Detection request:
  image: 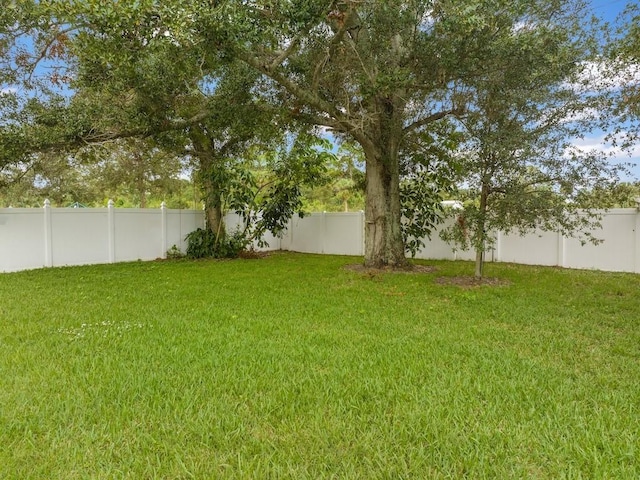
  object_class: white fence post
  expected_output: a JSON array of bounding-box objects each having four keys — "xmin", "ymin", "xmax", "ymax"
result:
[
  {"xmin": 557, "ymin": 230, "xmax": 566, "ymax": 268},
  {"xmin": 321, "ymin": 211, "xmax": 327, "ymax": 254},
  {"xmin": 635, "ymin": 210, "xmax": 640, "ymax": 274},
  {"xmin": 107, "ymin": 199, "xmax": 115, "ymax": 263},
  {"xmin": 161, "ymin": 201, "xmax": 168, "ymax": 259},
  {"xmin": 360, "ymin": 210, "xmax": 365, "ymax": 256},
  {"xmin": 43, "ymin": 199, "xmax": 53, "ymax": 267}
]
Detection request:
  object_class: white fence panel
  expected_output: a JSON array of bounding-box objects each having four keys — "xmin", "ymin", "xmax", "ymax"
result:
[
  {"xmin": 414, "ymin": 218, "xmax": 475, "ymax": 261},
  {"xmin": 223, "ymin": 212, "xmax": 282, "ymax": 251},
  {"xmin": 564, "ymin": 210, "xmax": 638, "ymax": 272},
  {"xmin": 282, "ymin": 214, "xmax": 324, "ymax": 253},
  {"xmin": 281, "ymin": 212, "xmax": 364, "ymax": 255},
  {"xmin": 0, "ymin": 203, "xmax": 207, "ymax": 272},
  {"xmin": 324, "ymin": 212, "xmax": 364, "ymax": 255},
  {"xmin": 50, "ymin": 208, "xmax": 109, "ymax": 266},
  {"xmin": 166, "ymin": 210, "xmax": 204, "ymax": 253},
  {"xmin": 498, "ymin": 229, "xmax": 561, "ymax": 267},
  {"xmin": 114, "ymin": 209, "xmax": 164, "ymax": 262},
  {"xmin": 0, "ymin": 209, "xmax": 46, "ymax": 272},
  {"xmin": 1, "ymin": 203, "xmax": 639, "ymax": 274},
  {"xmin": 261, "ymin": 231, "xmax": 282, "ymax": 251}
]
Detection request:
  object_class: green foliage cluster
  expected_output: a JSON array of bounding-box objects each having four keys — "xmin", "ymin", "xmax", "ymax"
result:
[
  {"xmin": 165, "ymin": 244, "xmax": 185, "ymax": 260},
  {"xmin": 245, "ymin": 138, "xmax": 332, "ymax": 242},
  {"xmin": 0, "ymin": 134, "xmax": 195, "ymax": 208},
  {"xmin": 400, "ymin": 170, "xmax": 448, "ymax": 258},
  {"xmin": 185, "ymin": 227, "xmax": 248, "ymax": 259},
  {"xmin": 302, "ymin": 143, "xmax": 366, "ymax": 212},
  {"xmin": 576, "ymin": 181, "xmax": 640, "ymax": 208},
  {"xmin": 609, "ymin": 3, "xmax": 640, "ymax": 146}
]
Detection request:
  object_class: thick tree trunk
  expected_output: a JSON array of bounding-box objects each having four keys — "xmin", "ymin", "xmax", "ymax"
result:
[
  {"xmin": 200, "ymin": 159, "xmax": 226, "ymax": 241},
  {"xmin": 190, "ymin": 127, "xmax": 226, "ymax": 242},
  {"xmin": 363, "ymin": 147, "xmax": 407, "ymax": 268},
  {"xmin": 359, "ymin": 96, "xmax": 409, "ymax": 268}
]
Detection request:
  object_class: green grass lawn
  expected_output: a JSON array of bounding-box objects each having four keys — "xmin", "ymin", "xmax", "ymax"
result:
[{"xmin": 1, "ymin": 252, "xmax": 639, "ymax": 479}]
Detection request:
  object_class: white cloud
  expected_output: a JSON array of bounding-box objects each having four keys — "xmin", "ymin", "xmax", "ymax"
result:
[
  {"xmin": 572, "ymin": 133, "xmax": 639, "ymax": 159},
  {"xmin": 574, "ymin": 131, "xmax": 640, "ymax": 156},
  {"xmin": 569, "ymin": 60, "xmax": 640, "ymax": 93},
  {"xmin": 569, "ymin": 132, "xmax": 640, "ymax": 180}
]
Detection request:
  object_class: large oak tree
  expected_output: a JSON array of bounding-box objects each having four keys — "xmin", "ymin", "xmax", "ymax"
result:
[{"xmin": 180, "ymin": 0, "xmax": 603, "ymax": 267}]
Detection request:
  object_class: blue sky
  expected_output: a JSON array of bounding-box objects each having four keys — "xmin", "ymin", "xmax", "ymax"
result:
[
  {"xmin": 586, "ymin": 0, "xmax": 640, "ymax": 180},
  {"xmin": 591, "ymin": 0, "xmax": 631, "ymax": 20}
]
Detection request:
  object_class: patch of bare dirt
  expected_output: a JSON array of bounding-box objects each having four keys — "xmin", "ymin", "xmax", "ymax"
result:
[
  {"xmin": 344, "ymin": 264, "xmax": 437, "ymax": 275},
  {"xmin": 434, "ymin": 276, "xmax": 510, "ymax": 288}
]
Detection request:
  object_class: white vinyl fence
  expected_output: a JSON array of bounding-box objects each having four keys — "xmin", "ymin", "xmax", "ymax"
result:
[
  {"xmin": 277, "ymin": 210, "xmax": 640, "ymax": 274},
  {"xmin": 1, "ymin": 204, "xmax": 640, "ymax": 273},
  {"xmin": 0, "ymin": 200, "xmax": 204, "ymax": 272}
]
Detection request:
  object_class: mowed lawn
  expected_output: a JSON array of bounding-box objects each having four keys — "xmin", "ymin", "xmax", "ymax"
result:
[{"xmin": 1, "ymin": 252, "xmax": 638, "ymax": 479}]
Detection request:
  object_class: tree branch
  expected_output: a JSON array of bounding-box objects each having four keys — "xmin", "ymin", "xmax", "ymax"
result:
[
  {"xmin": 403, "ymin": 107, "xmax": 463, "ymax": 134},
  {"xmin": 268, "ymin": 26, "xmax": 311, "ymax": 71},
  {"xmin": 26, "ymin": 26, "xmax": 81, "ymax": 80},
  {"xmin": 22, "ymin": 109, "xmax": 213, "ymax": 155},
  {"xmin": 311, "ymin": 8, "xmax": 357, "ymax": 92}
]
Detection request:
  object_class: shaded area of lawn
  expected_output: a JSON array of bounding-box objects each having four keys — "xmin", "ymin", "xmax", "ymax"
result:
[{"xmin": 1, "ymin": 253, "xmax": 639, "ymax": 478}]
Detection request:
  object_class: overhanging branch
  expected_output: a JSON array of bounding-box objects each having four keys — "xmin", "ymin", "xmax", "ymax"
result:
[
  {"xmin": 403, "ymin": 107, "xmax": 463, "ymax": 134},
  {"xmin": 21, "ymin": 109, "xmax": 213, "ymax": 155}
]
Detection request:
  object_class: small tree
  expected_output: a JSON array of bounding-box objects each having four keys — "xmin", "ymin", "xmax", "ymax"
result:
[{"xmin": 440, "ymin": 11, "xmax": 625, "ymax": 278}]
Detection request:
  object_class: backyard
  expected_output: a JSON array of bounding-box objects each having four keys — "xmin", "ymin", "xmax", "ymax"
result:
[{"xmin": 1, "ymin": 252, "xmax": 638, "ymax": 478}]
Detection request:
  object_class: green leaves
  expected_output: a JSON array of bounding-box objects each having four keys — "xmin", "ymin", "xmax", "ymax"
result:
[
  {"xmin": 400, "ymin": 169, "xmax": 447, "ymax": 257},
  {"xmin": 185, "ymin": 227, "xmax": 249, "ymax": 258},
  {"xmin": 243, "ymin": 134, "xmax": 334, "ymax": 244}
]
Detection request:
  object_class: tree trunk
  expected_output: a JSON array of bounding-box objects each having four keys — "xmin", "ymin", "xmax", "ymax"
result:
[
  {"xmin": 475, "ymin": 248, "xmax": 484, "ymax": 279},
  {"xmin": 200, "ymin": 158, "xmax": 225, "ymax": 241},
  {"xmin": 363, "ymin": 145, "xmax": 407, "ymax": 268},
  {"xmin": 205, "ymin": 191, "xmax": 225, "ymax": 239},
  {"xmin": 359, "ymin": 96, "xmax": 408, "ymax": 268},
  {"xmin": 189, "ymin": 127, "xmax": 225, "ymax": 241},
  {"xmin": 474, "ymin": 182, "xmax": 490, "ymax": 279}
]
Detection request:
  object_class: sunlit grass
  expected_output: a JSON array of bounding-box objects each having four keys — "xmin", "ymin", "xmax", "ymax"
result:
[{"xmin": 1, "ymin": 253, "xmax": 639, "ymax": 478}]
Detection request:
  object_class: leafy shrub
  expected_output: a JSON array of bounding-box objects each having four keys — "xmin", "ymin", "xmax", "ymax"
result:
[
  {"xmin": 166, "ymin": 244, "xmax": 185, "ymax": 259},
  {"xmin": 185, "ymin": 228, "xmax": 249, "ymax": 259}
]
